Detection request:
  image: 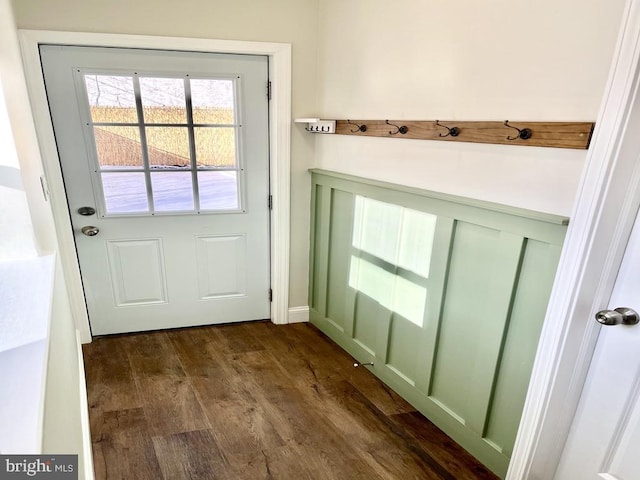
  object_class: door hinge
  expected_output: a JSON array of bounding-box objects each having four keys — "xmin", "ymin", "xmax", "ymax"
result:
[
  {"xmin": 267, "ymin": 81, "xmax": 272, "ymax": 100},
  {"xmin": 268, "ymin": 195, "xmax": 273, "ymax": 210},
  {"xmin": 269, "ymin": 288, "xmax": 273, "ymax": 302}
]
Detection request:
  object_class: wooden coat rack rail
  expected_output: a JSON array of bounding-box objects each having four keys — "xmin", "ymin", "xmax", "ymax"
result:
[{"xmin": 332, "ymin": 119, "xmax": 595, "ymax": 149}]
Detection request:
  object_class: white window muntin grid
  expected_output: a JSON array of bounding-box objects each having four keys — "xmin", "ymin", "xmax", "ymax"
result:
[{"xmin": 73, "ymin": 68, "xmax": 246, "ymax": 217}]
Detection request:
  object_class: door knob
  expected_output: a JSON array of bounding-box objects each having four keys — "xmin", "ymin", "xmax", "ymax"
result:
[
  {"xmin": 595, "ymin": 307, "xmax": 639, "ymax": 326},
  {"xmin": 81, "ymin": 226, "xmax": 100, "ymax": 237}
]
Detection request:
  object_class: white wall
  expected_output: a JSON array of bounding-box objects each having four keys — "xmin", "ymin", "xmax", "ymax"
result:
[
  {"xmin": 12, "ymin": 0, "xmax": 319, "ymax": 308},
  {"xmin": 1, "ymin": 1, "xmax": 90, "ymax": 475},
  {"xmin": 0, "ymin": 79, "xmax": 36, "ymax": 259},
  {"xmin": 314, "ymin": 0, "xmax": 626, "ymax": 216},
  {"xmin": 1, "ymin": 1, "xmax": 59, "ymax": 253},
  {"xmin": 0, "ymin": 1, "xmax": 38, "ymax": 259},
  {"xmin": 42, "ymin": 260, "xmax": 90, "ymax": 479},
  {"xmin": 11, "ymin": 0, "xmax": 625, "ymax": 311}
]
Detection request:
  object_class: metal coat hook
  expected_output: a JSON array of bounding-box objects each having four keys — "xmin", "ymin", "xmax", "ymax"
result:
[
  {"xmin": 347, "ymin": 119, "xmax": 367, "ymax": 133},
  {"xmin": 435, "ymin": 120, "xmax": 460, "ymax": 138},
  {"xmin": 386, "ymin": 120, "xmax": 408, "ymax": 135},
  {"xmin": 504, "ymin": 120, "xmax": 532, "ymax": 140}
]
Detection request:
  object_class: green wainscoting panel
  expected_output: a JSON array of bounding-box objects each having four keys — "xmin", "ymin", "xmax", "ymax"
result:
[
  {"xmin": 414, "ymin": 216, "xmax": 455, "ymax": 395},
  {"xmin": 308, "ymin": 169, "xmax": 568, "ymax": 478},
  {"xmin": 310, "ymin": 184, "xmax": 331, "ymax": 316},
  {"xmin": 483, "ymin": 240, "xmax": 563, "ymax": 456},
  {"xmin": 387, "ymin": 313, "xmax": 422, "ymax": 385},
  {"xmin": 326, "ymin": 189, "xmax": 354, "ymax": 332},
  {"xmin": 353, "ymin": 293, "xmax": 381, "ymax": 356},
  {"xmin": 429, "ymin": 223, "xmax": 525, "ymax": 436}
]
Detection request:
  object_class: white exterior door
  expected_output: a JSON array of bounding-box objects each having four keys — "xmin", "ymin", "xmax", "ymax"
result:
[
  {"xmin": 555, "ymin": 206, "xmax": 640, "ymax": 479},
  {"xmin": 40, "ymin": 45, "xmax": 271, "ymax": 336}
]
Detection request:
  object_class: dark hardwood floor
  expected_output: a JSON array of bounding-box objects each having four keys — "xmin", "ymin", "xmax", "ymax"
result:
[{"xmin": 83, "ymin": 321, "xmax": 499, "ymax": 480}]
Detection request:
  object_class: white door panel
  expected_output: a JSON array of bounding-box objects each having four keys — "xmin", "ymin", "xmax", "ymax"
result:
[
  {"xmin": 195, "ymin": 234, "xmax": 247, "ymax": 299},
  {"xmin": 106, "ymin": 238, "xmax": 168, "ymax": 306},
  {"xmin": 40, "ymin": 45, "xmax": 270, "ymax": 335},
  {"xmin": 556, "ymin": 206, "xmax": 640, "ymax": 479}
]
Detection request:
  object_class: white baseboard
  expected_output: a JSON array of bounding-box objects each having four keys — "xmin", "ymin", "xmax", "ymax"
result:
[{"xmin": 287, "ymin": 306, "xmax": 309, "ymax": 323}]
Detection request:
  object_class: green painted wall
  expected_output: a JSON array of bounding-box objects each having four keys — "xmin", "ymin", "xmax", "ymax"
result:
[{"xmin": 308, "ymin": 169, "xmax": 567, "ymax": 478}]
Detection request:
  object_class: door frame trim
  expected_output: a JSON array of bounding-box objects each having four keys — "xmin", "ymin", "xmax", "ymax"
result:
[
  {"xmin": 18, "ymin": 30, "xmax": 292, "ymax": 342},
  {"xmin": 508, "ymin": 0, "xmax": 640, "ymax": 478}
]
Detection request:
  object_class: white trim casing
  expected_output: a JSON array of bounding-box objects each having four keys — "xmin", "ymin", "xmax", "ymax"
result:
[
  {"xmin": 75, "ymin": 330, "xmax": 94, "ymax": 480},
  {"xmin": 508, "ymin": 1, "xmax": 640, "ymax": 478},
  {"xmin": 18, "ymin": 30, "xmax": 292, "ymax": 340},
  {"xmin": 287, "ymin": 306, "xmax": 310, "ymax": 324}
]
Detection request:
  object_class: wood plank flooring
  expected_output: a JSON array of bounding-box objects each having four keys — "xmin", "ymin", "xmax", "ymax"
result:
[{"xmin": 83, "ymin": 321, "xmax": 499, "ymax": 480}]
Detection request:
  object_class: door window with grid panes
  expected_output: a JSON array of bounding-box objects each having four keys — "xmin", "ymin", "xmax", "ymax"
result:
[{"xmin": 81, "ymin": 72, "xmax": 243, "ymax": 216}]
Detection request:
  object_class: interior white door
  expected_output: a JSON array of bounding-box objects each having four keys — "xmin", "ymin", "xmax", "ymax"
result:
[
  {"xmin": 40, "ymin": 45, "xmax": 271, "ymax": 336},
  {"xmin": 555, "ymin": 205, "xmax": 640, "ymax": 479}
]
